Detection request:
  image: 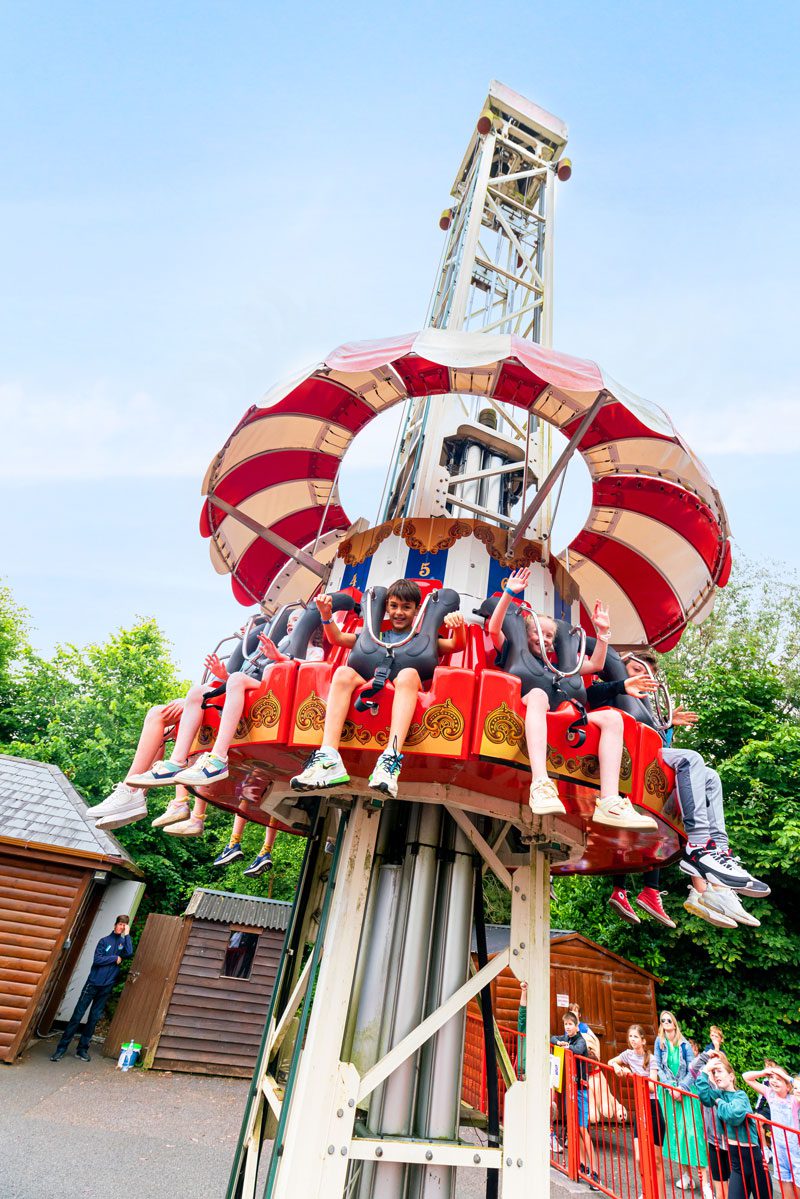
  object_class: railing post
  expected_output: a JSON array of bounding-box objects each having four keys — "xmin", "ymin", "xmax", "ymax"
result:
[
  {"xmin": 633, "ymin": 1073, "xmax": 658, "ymax": 1199},
  {"xmin": 564, "ymin": 1048, "xmax": 579, "ymax": 1181}
]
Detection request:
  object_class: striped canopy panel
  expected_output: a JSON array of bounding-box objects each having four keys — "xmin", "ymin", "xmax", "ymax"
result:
[{"xmin": 200, "ymin": 328, "xmax": 731, "ymax": 650}]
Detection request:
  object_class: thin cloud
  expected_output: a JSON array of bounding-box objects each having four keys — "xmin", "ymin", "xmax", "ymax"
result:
[{"xmin": 681, "ymin": 395, "xmax": 800, "ymax": 456}]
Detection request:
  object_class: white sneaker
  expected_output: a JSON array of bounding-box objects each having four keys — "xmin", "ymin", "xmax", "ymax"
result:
[
  {"xmin": 683, "ymin": 886, "xmax": 737, "ymax": 929},
  {"xmin": 707, "ymin": 883, "xmax": 761, "ymax": 928},
  {"xmin": 172, "ymin": 753, "xmax": 229, "ymax": 787},
  {"xmin": 529, "ymin": 776, "xmax": 566, "ymax": 816},
  {"xmin": 592, "ymin": 794, "xmax": 658, "ymax": 830},
  {"xmin": 291, "ymin": 749, "xmax": 350, "ymax": 792},
  {"xmin": 92, "ymin": 783, "xmax": 148, "ymax": 831},
  {"xmin": 368, "ymin": 748, "xmax": 404, "ymax": 798},
  {"xmin": 676, "ymin": 1173, "xmax": 693, "ymax": 1191},
  {"xmin": 703, "ymin": 1183, "xmax": 714, "ymax": 1199}
]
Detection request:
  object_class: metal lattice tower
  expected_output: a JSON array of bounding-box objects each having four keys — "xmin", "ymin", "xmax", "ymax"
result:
[{"xmin": 382, "ymin": 81, "xmax": 569, "ymax": 545}]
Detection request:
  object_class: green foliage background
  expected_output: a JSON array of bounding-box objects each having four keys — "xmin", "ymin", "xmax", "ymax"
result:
[{"xmin": 1, "ymin": 561, "xmax": 798, "ymax": 1073}]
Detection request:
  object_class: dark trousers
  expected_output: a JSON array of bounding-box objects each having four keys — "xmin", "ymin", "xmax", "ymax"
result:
[
  {"xmin": 727, "ymin": 1143, "xmax": 772, "ymax": 1199},
  {"xmin": 56, "ymin": 980, "xmax": 114, "ymax": 1053}
]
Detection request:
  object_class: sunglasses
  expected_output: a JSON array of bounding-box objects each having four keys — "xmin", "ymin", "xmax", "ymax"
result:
[{"xmin": 661, "ymin": 1019, "xmax": 674, "ymax": 1026}]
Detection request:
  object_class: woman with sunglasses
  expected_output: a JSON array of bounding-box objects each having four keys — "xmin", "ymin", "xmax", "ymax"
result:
[{"xmin": 654, "ymin": 1011, "xmax": 711, "ymax": 1197}]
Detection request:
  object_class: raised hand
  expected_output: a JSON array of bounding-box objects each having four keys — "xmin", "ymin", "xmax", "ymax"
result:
[
  {"xmin": 592, "ymin": 600, "xmax": 611, "ymax": 640},
  {"xmin": 205, "ymin": 653, "xmax": 228, "ymax": 680},
  {"xmin": 505, "ymin": 567, "xmax": 530, "ymax": 594},
  {"xmin": 443, "ymin": 611, "xmax": 465, "ymax": 629},
  {"xmin": 258, "ymin": 633, "xmax": 283, "ymax": 662},
  {"xmin": 315, "ymin": 593, "xmax": 333, "ymax": 622},
  {"xmin": 672, "ymin": 707, "xmax": 699, "ymax": 727},
  {"xmin": 624, "ymin": 676, "xmax": 659, "ymax": 699}
]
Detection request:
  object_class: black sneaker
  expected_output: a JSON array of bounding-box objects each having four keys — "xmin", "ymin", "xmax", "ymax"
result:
[
  {"xmin": 242, "ymin": 851, "xmax": 272, "ymax": 877},
  {"xmin": 729, "ymin": 857, "xmax": 771, "ymax": 899},
  {"xmin": 75, "ymin": 1048, "xmax": 91, "ymax": 1062},
  {"xmin": 678, "ymin": 841, "xmax": 749, "ymax": 888},
  {"xmin": 49, "ymin": 1050, "xmax": 65, "ymax": 1062}
]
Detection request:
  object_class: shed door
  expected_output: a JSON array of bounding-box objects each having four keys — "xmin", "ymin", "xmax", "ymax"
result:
[
  {"xmin": 551, "ymin": 966, "xmax": 614, "ymax": 1045},
  {"xmin": 103, "ymin": 913, "xmax": 188, "ymax": 1063},
  {"xmin": 0, "ymin": 853, "xmax": 88, "ymax": 1063}
]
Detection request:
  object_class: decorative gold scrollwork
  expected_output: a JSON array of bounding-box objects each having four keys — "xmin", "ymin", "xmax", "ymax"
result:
[
  {"xmin": 620, "ymin": 747, "xmax": 633, "ymax": 782},
  {"xmin": 251, "ymin": 691, "xmax": 280, "ymax": 730},
  {"xmin": 483, "ymin": 702, "xmax": 526, "ymax": 749},
  {"xmin": 341, "ymin": 721, "xmax": 373, "ymax": 746},
  {"xmin": 295, "ymin": 691, "xmax": 326, "ymax": 733},
  {"xmin": 405, "ymin": 698, "xmax": 465, "ymax": 746},
  {"xmin": 644, "ymin": 760, "xmax": 669, "ymax": 800},
  {"xmin": 198, "ymin": 724, "xmax": 215, "ymax": 748}
]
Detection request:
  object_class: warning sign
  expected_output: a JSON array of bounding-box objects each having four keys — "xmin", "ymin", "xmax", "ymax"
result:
[{"xmin": 556, "ymin": 993, "xmax": 569, "ymax": 1007}]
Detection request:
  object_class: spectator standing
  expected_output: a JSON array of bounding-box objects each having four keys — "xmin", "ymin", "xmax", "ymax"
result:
[
  {"xmin": 552, "ymin": 1010, "xmax": 598, "ymax": 1186},
  {"xmin": 705, "ymin": 1026, "xmax": 725, "ymax": 1053},
  {"xmin": 654, "ymin": 1011, "xmax": 710, "ymax": 1194},
  {"xmin": 50, "ymin": 916, "xmax": 133, "ymax": 1062},
  {"xmin": 743, "ymin": 1063, "xmax": 800, "ymax": 1197},
  {"xmin": 696, "ymin": 1055, "xmax": 772, "ymax": 1199},
  {"xmin": 609, "ymin": 1024, "xmax": 667, "ymax": 1199},
  {"xmin": 688, "ymin": 1048, "xmax": 732, "ymax": 1199}
]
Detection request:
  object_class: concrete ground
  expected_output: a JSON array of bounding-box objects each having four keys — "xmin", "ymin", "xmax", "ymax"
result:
[{"xmin": 3, "ymin": 1037, "xmax": 589, "ymax": 1198}]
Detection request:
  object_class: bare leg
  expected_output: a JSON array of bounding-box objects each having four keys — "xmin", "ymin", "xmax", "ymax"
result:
[
  {"xmin": 587, "ymin": 708, "xmax": 624, "ymax": 795},
  {"xmin": 580, "ymin": 1126, "xmax": 596, "ymax": 1174},
  {"xmin": 211, "ymin": 672, "xmax": 262, "ymax": 759},
  {"xmin": 230, "ymin": 813, "xmax": 248, "ymax": 842},
  {"xmin": 321, "ymin": 666, "xmax": 363, "ymax": 748},
  {"xmin": 128, "ymin": 704, "xmax": 184, "ymax": 779},
  {"xmin": 260, "ymin": 820, "xmax": 279, "ymax": 854},
  {"xmin": 169, "ymin": 684, "xmax": 216, "ymax": 764},
  {"xmin": 522, "ymin": 688, "xmax": 550, "ymax": 777},
  {"xmin": 191, "ymin": 793, "xmax": 207, "ymax": 820},
  {"xmin": 389, "ymin": 669, "xmax": 422, "ymax": 748}
]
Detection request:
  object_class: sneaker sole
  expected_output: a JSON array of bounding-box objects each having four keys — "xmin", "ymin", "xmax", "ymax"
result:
[
  {"xmin": 609, "ymin": 898, "xmax": 640, "ymax": 924},
  {"xmin": 734, "ymin": 882, "xmax": 771, "ymax": 898},
  {"xmin": 684, "ymin": 901, "xmax": 736, "ymax": 928},
  {"xmin": 592, "ymin": 811, "xmax": 658, "ymax": 830},
  {"xmin": 173, "ymin": 771, "xmax": 229, "ymax": 787},
  {"xmin": 213, "ymin": 853, "xmax": 245, "ymax": 867},
  {"xmin": 151, "ymin": 808, "xmax": 191, "ymax": 828},
  {"xmin": 126, "ymin": 773, "xmax": 183, "ymax": 788},
  {"xmin": 530, "ymin": 802, "xmax": 568, "ymax": 816},
  {"xmin": 369, "ymin": 780, "xmax": 398, "ymax": 798},
  {"xmin": 634, "ymin": 899, "xmax": 676, "ymax": 928},
  {"xmin": 291, "ymin": 774, "xmax": 351, "ymax": 792},
  {"xmin": 243, "ymin": 863, "xmax": 272, "ymax": 877},
  {"xmin": 95, "ymin": 808, "xmax": 148, "ymax": 831},
  {"xmin": 163, "ymin": 826, "xmax": 205, "ymax": 838}
]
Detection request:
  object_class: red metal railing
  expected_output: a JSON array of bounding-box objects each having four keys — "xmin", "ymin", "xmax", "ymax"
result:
[{"xmin": 463, "ymin": 1027, "xmax": 800, "ymax": 1199}]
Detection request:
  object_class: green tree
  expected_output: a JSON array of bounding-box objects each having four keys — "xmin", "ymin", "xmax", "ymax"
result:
[
  {"xmin": 553, "ymin": 560, "xmax": 800, "ymax": 1074},
  {"xmin": 2, "ymin": 614, "xmax": 305, "ymax": 921},
  {"xmin": 0, "ymin": 581, "xmax": 28, "ymax": 740}
]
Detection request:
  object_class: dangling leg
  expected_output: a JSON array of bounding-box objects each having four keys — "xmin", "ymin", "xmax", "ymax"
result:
[
  {"xmin": 589, "ymin": 709, "xmax": 657, "ymax": 830},
  {"xmin": 291, "ymin": 666, "xmax": 361, "ymax": 791},
  {"xmin": 522, "ymin": 688, "xmax": 566, "ymax": 815},
  {"xmin": 213, "ymin": 812, "xmax": 248, "ymax": 866},
  {"xmin": 244, "ymin": 817, "xmax": 280, "ymax": 877},
  {"xmin": 369, "ymin": 668, "xmax": 421, "ymax": 798}
]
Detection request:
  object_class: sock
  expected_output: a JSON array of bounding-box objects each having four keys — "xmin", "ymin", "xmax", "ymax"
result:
[{"xmin": 320, "ymin": 744, "xmax": 339, "ymax": 758}]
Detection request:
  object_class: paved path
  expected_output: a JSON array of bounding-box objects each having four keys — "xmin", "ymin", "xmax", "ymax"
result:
[
  {"xmin": 3, "ymin": 1038, "xmax": 584, "ymax": 1197},
  {"xmin": 2, "ymin": 1037, "xmax": 250, "ymax": 1199}
]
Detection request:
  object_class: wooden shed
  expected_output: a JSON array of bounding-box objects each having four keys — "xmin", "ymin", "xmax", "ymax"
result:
[
  {"xmin": 105, "ymin": 888, "xmax": 291, "ymax": 1077},
  {"xmin": 0, "ymin": 753, "xmax": 143, "ymax": 1064},
  {"xmin": 469, "ymin": 926, "xmax": 659, "ymax": 1062}
]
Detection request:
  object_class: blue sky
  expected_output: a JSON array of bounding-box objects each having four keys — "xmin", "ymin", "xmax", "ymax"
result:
[{"xmin": 2, "ymin": 1, "xmax": 798, "ymax": 675}]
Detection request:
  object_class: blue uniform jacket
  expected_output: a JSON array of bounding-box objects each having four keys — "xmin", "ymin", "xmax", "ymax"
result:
[{"xmin": 87, "ymin": 930, "xmax": 133, "ymax": 987}]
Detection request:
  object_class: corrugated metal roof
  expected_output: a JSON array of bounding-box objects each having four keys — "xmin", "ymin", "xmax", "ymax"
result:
[
  {"xmin": 471, "ymin": 924, "xmax": 576, "ymax": 954},
  {"xmin": 0, "ymin": 753, "xmax": 139, "ymax": 871},
  {"xmin": 184, "ymin": 888, "xmax": 293, "ymax": 931}
]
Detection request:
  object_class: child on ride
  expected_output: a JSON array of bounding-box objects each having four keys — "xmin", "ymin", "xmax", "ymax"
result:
[
  {"xmin": 290, "ymin": 578, "xmax": 465, "ymax": 799},
  {"xmin": 488, "ymin": 567, "xmax": 657, "ymax": 829},
  {"xmin": 128, "ymin": 609, "xmax": 322, "ymax": 796},
  {"xmin": 605, "ymin": 651, "xmax": 769, "ymax": 928}
]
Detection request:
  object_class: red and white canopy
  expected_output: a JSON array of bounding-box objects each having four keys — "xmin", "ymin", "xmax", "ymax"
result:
[{"xmin": 200, "ymin": 328, "xmax": 731, "ymax": 650}]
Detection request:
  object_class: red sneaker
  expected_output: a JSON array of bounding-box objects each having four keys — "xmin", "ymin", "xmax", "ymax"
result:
[
  {"xmin": 609, "ymin": 888, "xmax": 640, "ymax": 924},
  {"xmin": 635, "ymin": 887, "xmax": 677, "ymax": 928}
]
